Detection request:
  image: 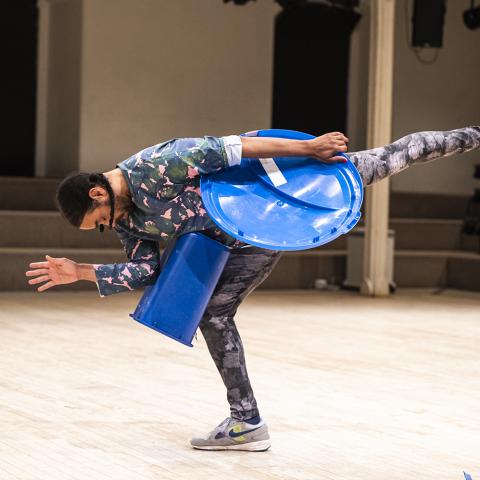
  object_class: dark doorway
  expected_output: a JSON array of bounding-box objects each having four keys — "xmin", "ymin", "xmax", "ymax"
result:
[
  {"xmin": 272, "ymin": 3, "xmax": 360, "ymax": 137},
  {"xmin": 0, "ymin": 1, "xmax": 38, "ymax": 177}
]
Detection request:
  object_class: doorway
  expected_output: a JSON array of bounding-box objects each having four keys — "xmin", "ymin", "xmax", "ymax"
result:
[
  {"xmin": 272, "ymin": 3, "xmax": 360, "ymax": 136},
  {"xmin": 0, "ymin": 1, "xmax": 38, "ymax": 177}
]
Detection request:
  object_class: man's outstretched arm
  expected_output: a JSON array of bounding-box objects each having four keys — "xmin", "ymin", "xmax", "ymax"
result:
[
  {"xmin": 240, "ymin": 132, "xmax": 349, "ymax": 163},
  {"xmin": 148, "ymin": 131, "xmax": 350, "ymax": 186},
  {"xmin": 26, "ymin": 231, "xmax": 161, "ymax": 296},
  {"xmin": 26, "ymin": 255, "xmax": 92, "ymax": 293},
  {"xmin": 77, "ymin": 263, "xmax": 96, "ymax": 282}
]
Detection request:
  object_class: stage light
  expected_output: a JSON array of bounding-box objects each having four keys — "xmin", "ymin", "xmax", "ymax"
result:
[
  {"xmin": 274, "ymin": 0, "xmax": 306, "ymax": 8},
  {"xmin": 274, "ymin": 0, "xmax": 359, "ymax": 9},
  {"xmin": 463, "ymin": 1, "xmax": 480, "ymax": 30},
  {"xmin": 223, "ymin": 0, "xmax": 256, "ymax": 5}
]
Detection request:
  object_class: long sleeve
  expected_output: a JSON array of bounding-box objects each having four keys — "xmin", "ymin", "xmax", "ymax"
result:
[
  {"xmin": 149, "ymin": 135, "xmax": 242, "ymax": 183},
  {"xmin": 93, "ymin": 230, "xmax": 161, "ymax": 297}
]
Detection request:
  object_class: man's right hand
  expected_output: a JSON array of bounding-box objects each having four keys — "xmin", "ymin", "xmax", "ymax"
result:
[
  {"xmin": 26, "ymin": 255, "xmax": 80, "ymax": 292},
  {"xmin": 308, "ymin": 132, "xmax": 349, "ymax": 163}
]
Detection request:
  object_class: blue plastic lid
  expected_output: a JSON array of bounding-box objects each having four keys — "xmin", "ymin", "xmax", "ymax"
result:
[{"xmin": 200, "ymin": 129, "xmax": 363, "ymax": 251}]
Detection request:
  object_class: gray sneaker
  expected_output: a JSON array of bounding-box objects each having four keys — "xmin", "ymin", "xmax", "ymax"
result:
[{"xmin": 190, "ymin": 417, "xmax": 271, "ymax": 451}]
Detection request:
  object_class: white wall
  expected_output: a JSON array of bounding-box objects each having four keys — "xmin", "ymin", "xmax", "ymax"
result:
[
  {"xmin": 390, "ymin": 0, "xmax": 480, "ymax": 195},
  {"xmin": 78, "ymin": 0, "xmax": 279, "ymax": 172},
  {"xmin": 39, "ymin": 0, "xmax": 479, "ymax": 194},
  {"xmin": 347, "ymin": 0, "xmax": 370, "ymax": 152},
  {"xmin": 37, "ymin": 0, "xmax": 82, "ymax": 177},
  {"xmin": 348, "ymin": 0, "xmax": 480, "ymax": 196}
]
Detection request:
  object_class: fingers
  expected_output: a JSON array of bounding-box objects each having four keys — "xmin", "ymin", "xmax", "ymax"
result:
[
  {"xmin": 29, "ymin": 256, "xmax": 63, "ymax": 269},
  {"xmin": 330, "ymin": 132, "xmax": 349, "ymax": 143},
  {"xmin": 327, "ymin": 133, "xmax": 349, "ymax": 152},
  {"xmin": 322, "ymin": 143, "xmax": 347, "ymax": 158},
  {"xmin": 26, "ymin": 268, "xmax": 49, "ymax": 277},
  {"xmin": 26, "ymin": 258, "xmax": 59, "ymax": 292},
  {"xmin": 46, "ymin": 255, "xmax": 64, "ymax": 264},
  {"xmin": 37, "ymin": 281, "xmax": 56, "ymax": 293},
  {"xmin": 330, "ymin": 155, "xmax": 348, "ymax": 163},
  {"xmin": 29, "ymin": 261, "xmax": 49, "ymax": 269},
  {"xmin": 318, "ymin": 155, "xmax": 348, "ymax": 164},
  {"xmin": 26, "ymin": 269, "xmax": 56, "ymax": 291},
  {"xmin": 28, "ymin": 274, "xmax": 50, "ymax": 285}
]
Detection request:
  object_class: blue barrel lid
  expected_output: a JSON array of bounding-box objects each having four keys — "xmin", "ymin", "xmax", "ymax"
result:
[{"xmin": 200, "ymin": 129, "xmax": 363, "ymax": 251}]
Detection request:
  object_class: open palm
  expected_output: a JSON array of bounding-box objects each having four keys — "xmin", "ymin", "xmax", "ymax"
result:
[{"xmin": 26, "ymin": 255, "xmax": 79, "ymax": 292}]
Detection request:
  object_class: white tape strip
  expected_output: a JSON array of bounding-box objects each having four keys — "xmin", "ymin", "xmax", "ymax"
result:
[{"xmin": 259, "ymin": 158, "xmax": 287, "ymax": 187}]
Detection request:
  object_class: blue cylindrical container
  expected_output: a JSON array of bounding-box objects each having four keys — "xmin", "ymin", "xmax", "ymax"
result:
[{"xmin": 130, "ymin": 233, "xmax": 231, "ymax": 347}]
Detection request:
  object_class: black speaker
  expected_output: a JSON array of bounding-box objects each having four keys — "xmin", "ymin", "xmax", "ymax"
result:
[{"xmin": 411, "ymin": 0, "xmax": 446, "ymax": 48}]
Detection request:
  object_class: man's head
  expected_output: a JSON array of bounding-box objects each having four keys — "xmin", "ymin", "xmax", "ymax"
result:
[{"xmin": 55, "ymin": 172, "xmax": 115, "ymax": 231}]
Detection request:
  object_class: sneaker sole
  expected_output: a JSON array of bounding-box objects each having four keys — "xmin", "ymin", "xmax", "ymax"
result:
[{"xmin": 192, "ymin": 440, "xmax": 271, "ymax": 452}]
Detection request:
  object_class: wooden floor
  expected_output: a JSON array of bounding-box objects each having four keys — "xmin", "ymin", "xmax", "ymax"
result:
[{"xmin": 0, "ymin": 289, "xmax": 479, "ymax": 480}]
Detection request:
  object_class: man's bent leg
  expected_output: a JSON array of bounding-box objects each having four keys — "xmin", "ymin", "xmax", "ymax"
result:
[
  {"xmin": 200, "ymin": 315, "xmax": 259, "ymax": 420},
  {"xmin": 349, "ymin": 126, "xmax": 480, "ymax": 186},
  {"xmin": 199, "ymin": 247, "xmax": 282, "ymax": 421}
]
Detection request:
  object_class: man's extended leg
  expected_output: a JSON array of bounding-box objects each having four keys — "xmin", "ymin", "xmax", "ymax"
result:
[
  {"xmin": 349, "ymin": 126, "xmax": 480, "ymax": 186},
  {"xmin": 191, "ymin": 246, "xmax": 282, "ymax": 451}
]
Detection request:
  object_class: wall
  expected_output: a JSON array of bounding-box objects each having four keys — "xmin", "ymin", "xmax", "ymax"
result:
[
  {"xmin": 39, "ymin": 0, "xmax": 479, "ymax": 194},
  {"xmin": 37, "ymin": 0, "xmax": 82, "ymax": 177},
  {"xmin": 390, "ymin": 0, "xmax": 480, "ymax": 195},
  {"xmin": 346, "ymin": 0, "xmax": 370, "ymax": 152},
  {"xmin": 348, "ymin": 0, "xmax": 480, "ymax": 196},
  {"xmin": 78, "ymin": 0, "xmax": 279, "ymax": 172}
]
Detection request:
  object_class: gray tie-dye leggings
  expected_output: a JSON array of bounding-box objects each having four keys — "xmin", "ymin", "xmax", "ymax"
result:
[{"xmin": 199, "ymin": 126, "xmax": 480, "ymax": 421}]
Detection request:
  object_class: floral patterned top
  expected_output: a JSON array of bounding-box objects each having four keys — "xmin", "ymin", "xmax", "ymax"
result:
[{"xmin": 93, "ymin": 135, "xmax": 246, "ymax": 297}]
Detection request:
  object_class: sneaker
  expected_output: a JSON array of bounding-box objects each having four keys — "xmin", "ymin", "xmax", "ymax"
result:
[{"xmin": 190, "ymin": 416, "xmax": 271, "ymax": 451}]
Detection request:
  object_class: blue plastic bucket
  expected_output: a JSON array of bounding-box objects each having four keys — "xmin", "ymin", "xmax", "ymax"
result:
[{"xmin": 130, "ymin": 233, "xmax": 231, "ymax": 347}]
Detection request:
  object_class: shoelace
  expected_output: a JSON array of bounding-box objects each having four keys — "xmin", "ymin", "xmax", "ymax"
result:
[{"xmin": 210, "ymin": 417, "xmax": 231, "ymax": 436}]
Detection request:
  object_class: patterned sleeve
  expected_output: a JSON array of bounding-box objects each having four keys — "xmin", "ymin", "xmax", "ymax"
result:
[
  {"xmin": 150, "ymin": 135, "xmax": 242, "ymax": 183},
  {"xmin": 92, "ymin": 230, "xmax": 161, "ymax": 297}
]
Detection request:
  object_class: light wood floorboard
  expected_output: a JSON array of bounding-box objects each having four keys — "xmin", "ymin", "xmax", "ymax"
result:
[{"xmin": 0, "ymin": 289, "xmax": 479, "ymax": 480}]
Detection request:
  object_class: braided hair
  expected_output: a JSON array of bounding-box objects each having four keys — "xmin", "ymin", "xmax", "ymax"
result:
[{"xmin": 55, "ymin": 172, "xmax": 115, "ymax": 231}]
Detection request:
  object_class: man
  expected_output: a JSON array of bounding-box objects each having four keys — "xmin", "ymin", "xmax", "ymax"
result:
[{"xmin": 26, "ymin": 126, "xmax": 480, "ymax": 451}]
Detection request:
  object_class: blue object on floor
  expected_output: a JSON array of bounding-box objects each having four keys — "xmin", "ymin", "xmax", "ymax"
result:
[
  {"xmin": 200, "ymin": 128, "xmax": 363, "ymax": 251},
  {"xmin": 130, "ymin": 233, "xmax": 230, "ymax": 347}
]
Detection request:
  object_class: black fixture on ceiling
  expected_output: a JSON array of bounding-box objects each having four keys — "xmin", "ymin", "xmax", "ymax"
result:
[
  {"xmin": 463, "ymin": 0, "xmax": 480, "ymax": 29},
  {"xmin": 224, "ymin": 0, "xmax": 360, "ymax": 8},
  {"xmin": 223, "ymin": 0, "xmax": 256, "ymax": 5}
]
